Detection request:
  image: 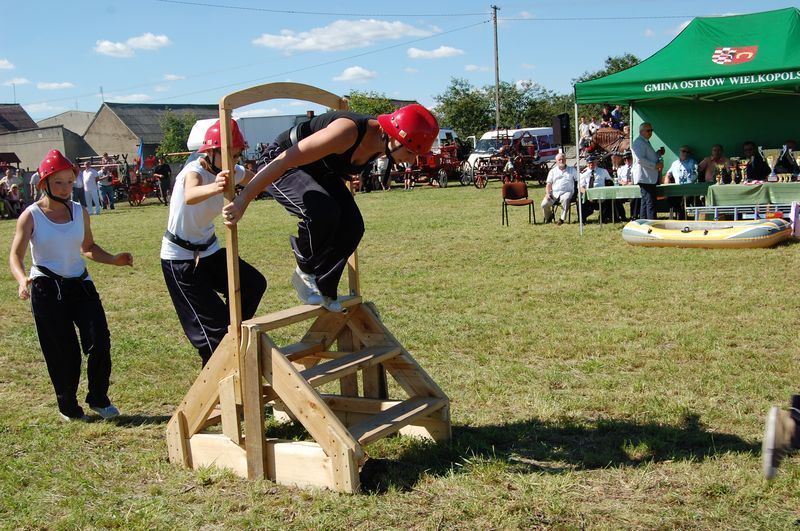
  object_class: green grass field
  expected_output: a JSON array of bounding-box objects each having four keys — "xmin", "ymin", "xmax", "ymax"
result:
[{"xmin": 1, "ymin": 182, "xmax": 799, "ymax": 529}]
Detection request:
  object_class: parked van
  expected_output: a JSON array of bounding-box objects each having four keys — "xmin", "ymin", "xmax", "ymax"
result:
[{"xmin": 466, "ymin": 127, "xmax": 557, "ymax": 169}]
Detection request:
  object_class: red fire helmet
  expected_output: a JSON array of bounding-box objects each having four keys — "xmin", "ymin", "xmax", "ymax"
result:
[
  {"xmin": 198, "ymin": 119, "xmax": 247, "ymax": 153},
  {"xmin": 37, "ymin": 149, "xmax": 77, "ymax": 185},
  {"xmin": 377, "ymin": 104, "xmax": 439, "ymax": 155}
]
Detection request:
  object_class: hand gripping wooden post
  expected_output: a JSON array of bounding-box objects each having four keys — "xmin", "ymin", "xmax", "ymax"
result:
[{"xmin": 166, "ymin": 83, "xmax": 451, "ymax": 492}]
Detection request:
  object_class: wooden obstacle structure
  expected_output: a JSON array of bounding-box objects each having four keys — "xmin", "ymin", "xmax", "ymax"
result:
[{"xmin": 165, "ymin": 83, "xmax": 451, "ymax": 492}]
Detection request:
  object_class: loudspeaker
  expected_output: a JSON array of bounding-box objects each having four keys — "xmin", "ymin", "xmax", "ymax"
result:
[{"xmin": 551, "ymin": 113, "xmax": 570, "ymax": 146}]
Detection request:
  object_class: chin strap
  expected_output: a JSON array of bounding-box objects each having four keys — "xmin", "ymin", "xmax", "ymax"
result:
[
  {"xmin": 382, "ymin": 135, "xmax": 406, "ymax": 183},
  {"xmin": 44, "ymin": 181, "xmax": 73, "ymax": 221}
]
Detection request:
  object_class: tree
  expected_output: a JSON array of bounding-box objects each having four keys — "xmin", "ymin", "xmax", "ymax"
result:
[
  {"xmin": 157, "ymin": 110, "xmax": 197, "ymax": 160},
  {"xmin": 346, "ymin": 90, "xmax": 397, "ymax": 115},
  {"xmin": 572, "ymin": 53, "xmax": 641, "ymax": 123},
  {"xmin": 433, "ymin": 77, "xmax": 493, "ymax": 139}
]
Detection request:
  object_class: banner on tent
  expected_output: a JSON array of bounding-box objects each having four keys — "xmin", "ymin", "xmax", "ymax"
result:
[{"xmin": 643, "ymin": 70, "xmax": 800, "ymax": 95}]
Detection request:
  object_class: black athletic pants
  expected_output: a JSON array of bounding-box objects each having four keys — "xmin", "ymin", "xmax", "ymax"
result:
[
  {"xmin": 30, "ymin": 276, "xmax": 112, "ymax": 418},
  {"xmin": 268, "ymin": 168, "xmax": 364, "ymax": 299},
  {"xmin": 162, "ymin": 248, "xmax": 266, "ymax": 365}
]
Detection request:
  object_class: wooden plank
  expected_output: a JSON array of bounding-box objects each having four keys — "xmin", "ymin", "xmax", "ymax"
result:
[
  {"xmin": 279, "ymin": 341, "xmax": 324, "ymax": 362},
  {"xmin": 241, "ymin": 326, "xmax": 266, "ymax": 479},
  {"xmin": 166, "ymin": 411, "xmax": 191, "ymax": 467},
  {"xmin": 188, "ymin": 433, "xmax": 247, "ymax": 478},
  {"xmin": 199, "ymin": 408, "xmax": 222, "ymax": 431},
  {"xmin": 219, "ymin": 374, "xmax": 242, "ymax": 444},
  {"xmin": 220, "ymin": 82, "xmax": 348, "ymax": 114},
  {"xmin": 348, "ymin": 397, "xmax": 447, "ymax": 446},
  {"xmin": 331, "ymin": 439, "xmax": 360, "ymax": 493},
  {"xmin": 300, "ymin": 346, "xmax": 400, "ymax": 389},
  {"xmin": 266, "ymin": 440, "xmax": 337, "ymax": 491},
  {"xmin": 180, "ymin": 333, "xmax": 238, "ymax": 436},
  {"xmin": 261, "ymin": 334, "xmax": 361, "ymax": 460},
  {"xmin": 346, "ymin": 250, "xmax": 360, "ymax": 297},
  {"xmin": 219, "ymin": 109, "xmax": 242, "ymax": 355},
  {"xmin": 243, "ymin": 296, "xmax": 362, "ymax": 331},
  {"xmin": 302, "ymin": 311, "xmax": 352, "ymax": 349}
]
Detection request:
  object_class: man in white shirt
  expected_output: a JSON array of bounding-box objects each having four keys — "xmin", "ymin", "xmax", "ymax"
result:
[
  {"xmin": 632, "ymin": 122, "xmax": 665, "ymax": 219},
  {"xmin": 665, "ymin": 145, "xmax": 697, "ymax": 184},
  {"xmin": 588, "ymin": 117, "xmax": 600, "ymax": 136},
  {"xmin": 541, "ymin": 152, "xmax": 576, "ymax": 225},
  {"xmin": 80, "ymin": 161, "xmax": 102, "ymax": 215},
  {"xmin": 579, "ymin": 155, "xmax": 615, "ymax": 222}
]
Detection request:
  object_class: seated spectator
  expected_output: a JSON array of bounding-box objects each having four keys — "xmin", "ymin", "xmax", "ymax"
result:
[
  {"xmin": 698, "ymin": 144, "xmax": 730, "ymax": 183},
  {"xmin": 611, "ymin": 105, "xmax": 624, "ymax": 127},
  {"xmin": 0, "ymin": 182, "xmax": 16, "ymax": 219},
  {"xmin": 616, "ymin": 153, "xmax": 634, "ymax": 185},
  {"xmin": 7, "ymin": 184, "xmax": 23, "ymax": 216},
  {"xmin": 541, "ymin": 152, "xmax": 576, "ymax": 226},
  {"xmin": 665, "ymin": 146, "xmax": 697, "ymax": 184},
  {"xmin": 741, "ymin": 141, "xmax": 771, "ymax": 181},
  {"xmin": 579, "ymin": 155, "xmax": 618, "ymax": 223}
]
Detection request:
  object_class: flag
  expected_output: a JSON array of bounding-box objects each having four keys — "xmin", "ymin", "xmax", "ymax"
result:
[{"xmin": 137, "ymin": 137, "xmax": 144, "ymax": 169}]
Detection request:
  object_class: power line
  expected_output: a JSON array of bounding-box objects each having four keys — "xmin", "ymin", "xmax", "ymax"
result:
[
  {"xmin": 153, "ymin": 19, "xmax": 490, "ymax": 103},
  {"xmin": 155, "ymin": 0, "xmax": 487, "ymax": 17},
  {"xmin": 500, "ymin": 15, "xmax": 694, "ymax": 21}
]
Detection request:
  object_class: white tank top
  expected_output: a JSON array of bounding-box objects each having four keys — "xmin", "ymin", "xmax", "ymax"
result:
[
  {"xmin": 29, "ymin": 202, "xmax": 90, "ymax": 279},
  {"xmin": 160, "ymin": 159, "xmax": 245, "ymax": 261}
]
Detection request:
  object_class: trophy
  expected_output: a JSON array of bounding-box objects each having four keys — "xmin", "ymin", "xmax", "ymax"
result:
[
  {"xmin": 728, "ymin": 157, "xmax": 740, "ymax": 184},
  {"xmin": 738, "ymin": 158, "xmax": 749, "ymax": 182},
  {"xmin": 762, "ymin": 147, "xmax": 780, "ymax": 182},
  {"xmin": 714, "ymin": 163, "xmax": 725, "ymax": 184}
]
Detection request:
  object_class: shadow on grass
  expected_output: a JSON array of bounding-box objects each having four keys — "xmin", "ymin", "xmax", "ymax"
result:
[
  {"xmin": 110, "ymin": 414, "xmax": 172, "ymax": 427},
  {"xmin": 359, "ymin": 413, "xmax": 759, "ymax": 493}
]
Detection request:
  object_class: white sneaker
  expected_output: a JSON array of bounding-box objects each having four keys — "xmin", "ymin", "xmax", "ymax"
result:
[
  {"xmin": 291, "ymin": 267, "xmax": 323, "ymax": 305},
  {"xmin": 90, "ymin": 403, "xmax": 120, "ymax": 419},
  {"xmin": 59, "ymin": 412, "xmax": 89, "ymax": 422},
  {"xmin": 321, "ymin": 296, "xmax": 345, "ymax": 313}
]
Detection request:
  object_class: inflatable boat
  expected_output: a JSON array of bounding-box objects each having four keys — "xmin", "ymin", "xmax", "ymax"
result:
[{"xmin": 622, "ymin": 219, "xmax": 792, "ymax": 248}]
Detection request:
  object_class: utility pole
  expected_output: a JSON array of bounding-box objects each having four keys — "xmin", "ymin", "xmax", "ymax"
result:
[{"xmin": 491, "ymin": 4, "xmax": 500, "ymax": 130}]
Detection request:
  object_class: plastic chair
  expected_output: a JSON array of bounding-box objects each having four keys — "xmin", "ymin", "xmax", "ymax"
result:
[{"xmin": 501, "ymin": 181, "xmax": 535, "ymax": 226}]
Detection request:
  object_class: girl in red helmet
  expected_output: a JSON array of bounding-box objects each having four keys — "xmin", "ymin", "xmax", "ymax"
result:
[
  {"xmin": 223, "ymin": 104, "xmax": 438, "ymax": 312},
  {"xmin": 160, "ymin": 119, "xmax": 266, "ymax": 366},
  {"xmin": 9, "ymin": 149, "xmax": 133, "ymax": 421}
]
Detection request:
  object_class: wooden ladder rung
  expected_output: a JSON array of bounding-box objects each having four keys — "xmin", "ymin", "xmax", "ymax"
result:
[
  {"xmin": 300, "ymin": 345, "xmax": 401, "ymax": 388},
  {"xmin": 243, "ymin": 296, "xmax": 361, "ymax": 331},
  {"xmin": 279, "ymin": 341, "xmax": 325, "ymax": 361},
  {"xmin": 348, "ymin": 397, "xmax": 447, "ymax": 446}
]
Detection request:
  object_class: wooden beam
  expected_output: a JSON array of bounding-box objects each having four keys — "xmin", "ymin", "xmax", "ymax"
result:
[
  {"xmin": 335, "ymin": 325, "xmax": 360, "ymax": 397},
  {"xmin": 220, "ymin": 82, "xmax": 348, "ymax": 113},
  {"xmin": 279, "ymin": 341, "xmax": 325, "ymax": 362},
  {"xmin": 219, "ymin": 373, "xmax": 242, "ymax": 444},
  {"xmin": 166, "ymin": 411, "xmax": 191, "ymax": 467},
  {"xmin": 178, "ymin": 333, "xmax": 238, "ymax": 436},
  {"xmin": 300, "ymin": 346, "xmax": 400, "ymax": 389},
  {"xmin": 302, "ymin": 311, "xmax": 352, "ymax": 350},
  {"xmin": 241, "ymin": 326, "xmax": 267, "ymax": 479},
  {"xmin": 243, "ymin": 296, "xmax": 362, "ymax": 331},
  {"xmin": 188, "ymin": 433, "xmax": 247, "ymax": 477},
  {"xmin": 348, "ymin": 397, "xmax": 447, "ymax": 446}
]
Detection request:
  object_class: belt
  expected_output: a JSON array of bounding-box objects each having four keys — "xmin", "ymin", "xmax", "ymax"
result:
[
  {"xmin": 35, "ymin": 265, "xmax": 89, "ymax": 281},
  {"xmin": 164, "ymin": 230, "xmax": 217, "ymax": 252}
]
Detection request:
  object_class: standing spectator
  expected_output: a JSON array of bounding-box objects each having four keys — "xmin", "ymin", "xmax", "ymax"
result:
[
  {"xmin": 588, "ymin": 117, "xmax": 600, "ymax": 136},
  {"xmin": 72, "ymin": 163, "xmax": 86, "ymax": 207},
  {"xmin": 161, "ymin": 120, "xmax": 266, "ymax": 367},
  {"xmin": 632, "ymin": 122, "xmax": 664, "ymax": 220},
  {"xmin": 8, "ymin": 149, "xmax": 133, "ymax": 421},
  {"xmin": 403, "ymin": 162, "xmax": 414, "ymax": 190},
  {"xmin": 80, "ymin": 162, "xmax": 102, "ymax": 215},
  {"xmin": 541, "ymin": 152, "xmax": 576, "ymax": 225},
  {"xmin": 98, "ymin": 167, "xmax": 115, "ymax": 210},
  {"xmin": 579, "ymin": 116, "xmax": 591, "ymax": 143},
  {"xmin": 153, "ymin": 156, "xmax": 172, "ymax": 206},
  {"xmin": 29, "ymin": 170, "xmax": 41, "ymax": 202},
  {"xmin": 1, "ymin": 168, "xmax": 21, "ymax": 189},
  {"xmin": 611, "ymin": 105, "xmax": 624, "ymax": 128}
]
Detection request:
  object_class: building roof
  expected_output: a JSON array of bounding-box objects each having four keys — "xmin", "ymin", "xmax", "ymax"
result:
[
  {"xmin": 0, "ymin": 152, "xmax": 21, "ymax": 164},
  {"xmin": 101, "ymin": 102, "xmax": 219, "ymax": 144},
  {"xmin": 0, "ymin": 104, "xmax": 38, "ymax": 133},
  {"xmin": 37, "ymin": 110, "xmax": 96, "ymax": 136}
]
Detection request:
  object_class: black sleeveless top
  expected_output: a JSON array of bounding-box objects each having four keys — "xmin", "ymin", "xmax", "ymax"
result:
[{"xmin": 275, "ymin": 111, "xmax": 375, "ymax": 179}]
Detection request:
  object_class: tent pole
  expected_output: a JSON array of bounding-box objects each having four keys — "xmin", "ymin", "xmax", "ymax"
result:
[{"xmin": 575, "ymin": 102, "xmax": 583, "ymax": 235}]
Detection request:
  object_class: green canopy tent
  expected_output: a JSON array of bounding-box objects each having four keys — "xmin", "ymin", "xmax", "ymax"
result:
[{"xmin": 573, "ymin": 7, "xmax": 800, "ymax": 227}]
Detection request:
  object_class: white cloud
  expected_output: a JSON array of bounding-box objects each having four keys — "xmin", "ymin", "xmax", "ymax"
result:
[
  {"xmin": 23, "ymin": 102, "xmax": 67, "ymax": 116},
  {"xmin": 333, "ymin": 66, "xmax": 376, "ymax": 83},
  {"xmin": 3, "ymin": 77, "xmax": 30, "ymax": 86},
  {"xmin": 521, "ymin": 63, "xmax": 536, "ymax": 70},
  {"xmin": 37, "ymin": 82, "xmax": 75, "ymax": 90},
  {"xmin": 95, "ymin": 33, "xmax": 171, "ymax": 58},
  {"xmin": 518, "ymin": 11, "xmax": 533, "ymax": 19},
  {"xmin": 233, "ymin": 107, "xmax": 283, "ymax": 118},
  {"xmin": 0, "ymin": 59, "xmax": 14, "ymax": 70},
  {"xmin": 108, "ymin": 93, "xmax": 152, "ymax": 103},
  {"xmin": 163, "ymin": 73, "xmax": 185, "ymax": 81},
  {"xmin": 253, "ymin": 19, "xmax": 430, "ymax": 53},
  {"xmin": 644, "ymin": 28, "xmax": 656, "ymax": 37},
  {"xmin": 407, "ymin": 46, "xmax": 464, "ymax": 59},
  {"xmin": 465, "ymin": 64, "xmax": 490, "ymax": 72},
  {"xmin": 153, "ymin": 84, "xmax": 170, "ymax": 92},
  {"xmin": 404, "ymin": 67, "xmax": 418, "ymax": 74}
]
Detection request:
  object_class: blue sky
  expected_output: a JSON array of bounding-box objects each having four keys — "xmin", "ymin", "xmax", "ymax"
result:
[{"xmin": 1, "ymin": 1, "xmax": 795, "ymax": 121}]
